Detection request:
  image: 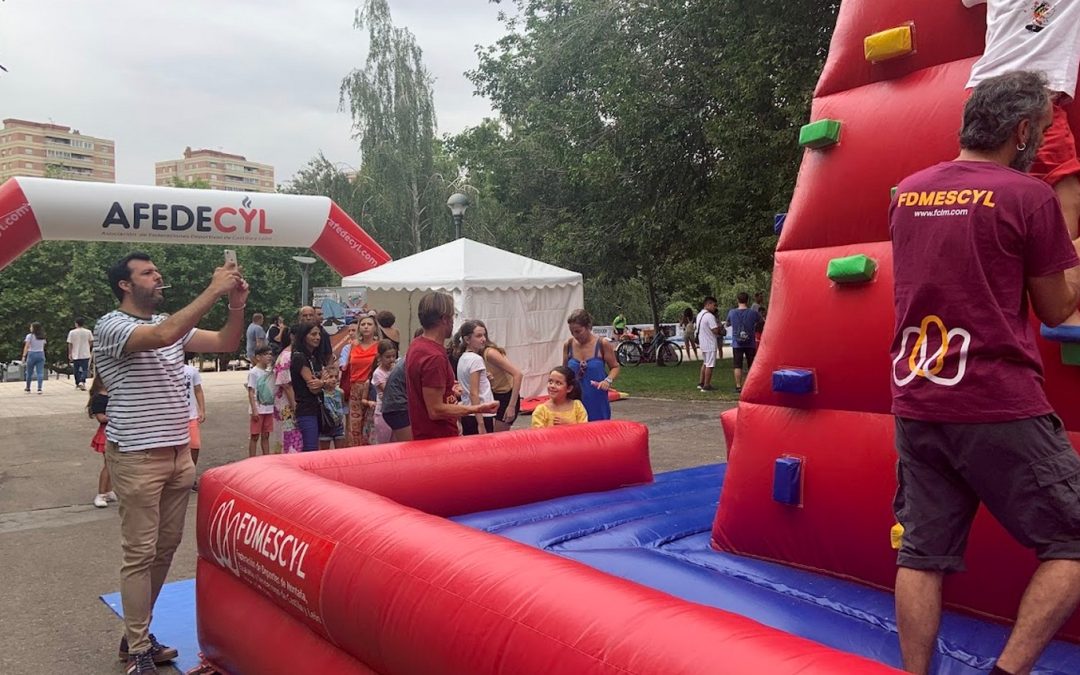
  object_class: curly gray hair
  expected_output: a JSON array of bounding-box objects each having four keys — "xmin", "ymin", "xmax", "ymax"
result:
[{"xmin": 959, "ymin": 70, "xmax": 1050, "ymax": 153}]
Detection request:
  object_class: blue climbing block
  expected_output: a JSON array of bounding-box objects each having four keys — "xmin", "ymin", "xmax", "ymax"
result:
[
  {"xmin": 772, "ymin": 368, "xmax": 815, "ymax": 394},
  {"xmin": 1040, "ymin": 324, "xmax": 1080, "ymax": 343},
  {"xmin": 774, "ymin": 213, "xmax": 787, "ymax": 235},
  {"xmin": 773, "ymin": 457, "xmax": 802, "ymax": 505}
]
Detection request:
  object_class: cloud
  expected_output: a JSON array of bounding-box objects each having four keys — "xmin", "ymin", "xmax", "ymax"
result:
[{"xmin": 0, "ymin": 0, "xmax": 507, "ymax": 185}]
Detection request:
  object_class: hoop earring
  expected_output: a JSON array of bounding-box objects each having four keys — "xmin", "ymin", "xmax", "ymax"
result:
[{"xmin": 1017, "ymin": 142, "xmax": 1027, "ymax": 151}]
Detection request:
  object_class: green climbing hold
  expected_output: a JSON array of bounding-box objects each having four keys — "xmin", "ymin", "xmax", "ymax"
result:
[
  {"xmin": 827, "ymin": 254, "xmax": 877, "ymax": 283},
  {"xmin": 799, "ymin": 119, "xmax": 842, "ymax": 149},
  {"xmin": 1062, "ymin": 343, "xmax": 1080, "ymax": 366}
]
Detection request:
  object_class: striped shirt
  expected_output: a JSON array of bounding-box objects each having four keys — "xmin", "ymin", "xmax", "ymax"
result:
[{"xmin": 93, "ymin": 311, "xmax": 195, "ymax": 452}]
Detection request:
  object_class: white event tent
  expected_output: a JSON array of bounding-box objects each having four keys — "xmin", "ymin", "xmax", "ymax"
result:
[{"xmin": 341, "ymin": 238, "xmax": 584, "ymax": 398}]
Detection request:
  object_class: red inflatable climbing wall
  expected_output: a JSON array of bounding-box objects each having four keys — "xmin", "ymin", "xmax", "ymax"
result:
[{"xmin": 712, "ymin": 0, "xmax": 1080, "ymax": 640}]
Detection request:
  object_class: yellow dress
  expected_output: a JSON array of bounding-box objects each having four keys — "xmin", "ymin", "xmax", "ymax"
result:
[{"xmin": 531, "ymin": 400, "xmax": 589, "ymax": 428}]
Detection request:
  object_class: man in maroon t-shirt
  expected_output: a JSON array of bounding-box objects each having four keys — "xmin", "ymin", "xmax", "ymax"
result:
[
  {"xmin": 890, "ymin": 71, "xmax": 1080, "ymax": 675},
  {"xmin": 405, "ymin": 291, "xmax": 499, "ymax": 440}
]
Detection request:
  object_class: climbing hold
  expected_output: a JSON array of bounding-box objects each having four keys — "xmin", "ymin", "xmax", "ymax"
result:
[
  {"xmin": 827, "ymin": 254, "xmax": 877, "ymax": 283},
  {"xmin": 864, "ymin": 25, "xmax": 915, "ymax": 63},
  {"xmin": 890, "ymin": 186, "xmax": 898, "ymax": 200},
  {"xmin": 774, "ymin": 213, "xmax": 787, "ymax": 235},
  {"xmin": 772, "ymin": 368, "xmax": 815, "ymax": 395},
  {"xmin": 773, "ymin": 456, "xmax": 802, "ymax": 506},
  {"xmin": 799, "ymin": 119, "xmax": 842, "ymax": 149},
  {"xmin": 1040, "ymin": 323, "xmax": 1080, "ymax": 343},
  {"xmin": 890, "ymin": 523, "xmax": 904, "ymax": 550},
  {"xmin": 1063, "ymin": 344, "xmax": 1080, "ymax": 367}
]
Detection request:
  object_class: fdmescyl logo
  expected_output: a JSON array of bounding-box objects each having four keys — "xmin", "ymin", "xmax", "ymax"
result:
[
  {"xmin": 102, "ymin": 196, "xmax": 274, "ymax": 235},
  {"xmin": 1, "ymin": 201, "xmax": 32, "ymax": 233},
  {"xmin": 209, "ymin": 497, "xmax": 310, "ymax": 579}
]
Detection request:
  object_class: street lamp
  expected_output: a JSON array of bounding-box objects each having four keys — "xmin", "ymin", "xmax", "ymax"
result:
[
  {"xmin": 446, "ymin": 193, "xmax": 470, "ymax": 240},
  {"xmin": 292, "ymin": 255, "xmax": 317, "ymax": 306}
]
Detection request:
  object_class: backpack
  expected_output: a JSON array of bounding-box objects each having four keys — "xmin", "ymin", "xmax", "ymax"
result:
[{"xmin": 255, "ymin": 369, "xmax": 275, "ymax": 406}]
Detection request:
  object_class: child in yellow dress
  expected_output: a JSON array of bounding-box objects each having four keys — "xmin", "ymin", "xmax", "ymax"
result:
[{"xmin": 531, "ymin": 366, "xmax": 589, "ymax": 427}]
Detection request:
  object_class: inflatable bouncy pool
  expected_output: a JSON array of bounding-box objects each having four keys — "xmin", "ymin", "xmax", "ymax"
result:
[{"xmin": 193, "ymin": 0, "xmax": 1080, "ymax": 672}]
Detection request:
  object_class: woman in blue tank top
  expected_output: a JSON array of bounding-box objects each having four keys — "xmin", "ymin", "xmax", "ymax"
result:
[{"xmin": 563, "ymin": 309, "xmax": 621, "ymax": 421}]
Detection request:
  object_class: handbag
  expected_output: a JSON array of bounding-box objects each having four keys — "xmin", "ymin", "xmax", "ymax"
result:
[{"xmin": 317, "ymin": 393, "xmax": 339, "ymax": 434}]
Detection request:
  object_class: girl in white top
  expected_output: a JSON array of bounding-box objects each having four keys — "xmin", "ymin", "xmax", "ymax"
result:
[
  {"xmin": 455, "ymin": 320, "xmax": 497, "ymax": 435},
  {"xmin": 21, "ymin": 322, "xmax": 47, "ymax": 394}
]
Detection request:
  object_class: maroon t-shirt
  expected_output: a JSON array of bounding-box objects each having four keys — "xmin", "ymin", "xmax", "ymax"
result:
[
  {"xmin": 405, "ymin": 335, "xmax": 459, "ymax": 439},
  {"xmin": 890, "ymin": 160, "xmax": 1077, "ymax": 422}
]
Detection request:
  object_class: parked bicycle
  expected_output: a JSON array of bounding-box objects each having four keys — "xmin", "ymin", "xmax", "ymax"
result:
[{"xmin": 615, "ymin": 332, "xmax": 682, "ymax": 367}]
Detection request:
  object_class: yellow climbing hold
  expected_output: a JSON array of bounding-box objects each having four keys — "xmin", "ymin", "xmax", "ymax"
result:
[
  {"xmin": 864, "ymin": 25, "xmax": 915, "ymax": 63},
  {"xmin": 890, "ymin": 523, "xmax": 904, "ymax": 550}
]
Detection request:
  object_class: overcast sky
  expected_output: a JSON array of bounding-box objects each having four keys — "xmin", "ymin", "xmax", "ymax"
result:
[{"xmin": 0, "ymin": 0, "xmax": 507, "ymax": 185}]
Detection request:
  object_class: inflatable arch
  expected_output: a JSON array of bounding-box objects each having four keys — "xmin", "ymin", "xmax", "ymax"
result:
[{"xmin": 0, "ymin": 177, "xmax": 390, "ymax": 275}]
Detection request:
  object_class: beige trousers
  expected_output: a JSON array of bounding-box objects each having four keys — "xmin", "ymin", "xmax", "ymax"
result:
[{"xmin": 105, "ymin": 442, "xmax": 195, "ymax": 654}]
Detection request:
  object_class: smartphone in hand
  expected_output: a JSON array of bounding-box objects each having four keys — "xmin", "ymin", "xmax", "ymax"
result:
[{"xmin": 224, "ymin": 249, "xmax": 237, "ymax": 266}]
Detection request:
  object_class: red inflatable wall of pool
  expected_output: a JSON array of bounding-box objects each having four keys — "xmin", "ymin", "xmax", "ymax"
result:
[
  {"xmin": 712, "ymin": 0, "xmax": 1080, "ymax": 640},
  {"xmin": 195, "ymin": 422, "xmax": 898, "ymax": 674}
]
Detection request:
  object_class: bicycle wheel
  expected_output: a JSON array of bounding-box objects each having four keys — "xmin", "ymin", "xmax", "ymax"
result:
[
  {"xmin": 617, "ymin": 341, "xmax": 642, "ymax": 366},
  {"xmin": 658, "ymin": 342, "xmax": 682, "ymax": 366}
]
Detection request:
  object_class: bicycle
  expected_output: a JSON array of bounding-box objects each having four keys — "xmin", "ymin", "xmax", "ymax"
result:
[{"xmin": 615, "ymin": 333, "xmax": 683, "ymax": 367}]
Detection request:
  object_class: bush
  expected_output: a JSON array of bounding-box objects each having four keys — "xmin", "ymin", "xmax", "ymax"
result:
[{"xmin": 662, "ymin": 300, "xmax": 695, "ymax": 323}]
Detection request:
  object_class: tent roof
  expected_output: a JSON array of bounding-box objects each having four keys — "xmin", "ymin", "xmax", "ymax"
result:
[{"xmin": 341, "ymin": 238, "xmax": 582, "ymax": 291}]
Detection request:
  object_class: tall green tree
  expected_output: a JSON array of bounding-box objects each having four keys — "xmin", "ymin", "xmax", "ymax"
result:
[
  {"xmin": 459, "ymin": 0, "xmax": 837, "ymax": 327},
  {"xmin": 340, "ymin": 0, "xmax": 442, "ymax": 256}
]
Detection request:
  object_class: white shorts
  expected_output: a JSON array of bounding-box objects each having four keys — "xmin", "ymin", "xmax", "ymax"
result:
[{"xmin": 701, "ymin": 350, "xmax": 717, "ymax": 368}]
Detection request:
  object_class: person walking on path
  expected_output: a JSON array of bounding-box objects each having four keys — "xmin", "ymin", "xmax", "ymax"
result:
[
  {"xmin": 889, "ymin": 71, "xmax": 1080, "ymax": 675},
  {"xmin": 564, "ymin": 309, "xmax": 620, "ymax": 421},
  {"xmin": 93, "ymin": 251, "xmax": 247, "ymax": 674},
  {"xmin": 68, "ymin": 317, "xmax": 94, "ymax": 390},
  {"xmin": 21, "ymin": 322, "xmax": 46, "ymax": 394},
  {"xmin": 406, "ymin": 292, "xmax": 498, "ymax": 440}
]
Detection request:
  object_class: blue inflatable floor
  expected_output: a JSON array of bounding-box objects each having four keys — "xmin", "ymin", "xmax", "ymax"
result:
[{"xmin": 453, "ymin": 464, "xmax": 1080, "ymax": 675}]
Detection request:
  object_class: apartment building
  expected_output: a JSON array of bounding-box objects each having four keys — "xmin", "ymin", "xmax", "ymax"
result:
[
  {"xmin": 0, "ymin": 118, "xmax": 116, "ymax": 183},
  {"xmin": 156, "ymin": 147, "xmax": 275, "ymax": 193}
]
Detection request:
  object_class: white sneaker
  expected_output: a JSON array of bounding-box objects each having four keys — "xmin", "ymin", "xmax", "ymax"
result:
[
  {"xmin": 93, "ymin": 494, "xmax": 108, "ymax": 508},
  {"xmin": 104, "ymin": 491, "xmax": 118, "ymax": 502}
]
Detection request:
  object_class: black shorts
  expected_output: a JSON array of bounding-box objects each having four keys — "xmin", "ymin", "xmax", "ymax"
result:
[
  {"xmin": 894, "ymin": 414, "xmax": 1080, "ymax": 573},
  {"xmin": 732, "ymin": 347, "xmax": 756, "ymax": 370},
  {"xmin": 382, "ymin": 408, "xmax": 409, "ymax": 431},
  {"xmin": 494, "ymin": 390, "xmax": 521, "ymax": 422},
  {"xmin": 461, "ymin": 416, "xmax": 495, "ymax": 435}
]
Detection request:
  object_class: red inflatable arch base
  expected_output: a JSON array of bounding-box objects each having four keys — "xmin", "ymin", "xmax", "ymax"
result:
[{"xmin": 195, "ymin": 422, "xmax": 897, "ymax": 674}]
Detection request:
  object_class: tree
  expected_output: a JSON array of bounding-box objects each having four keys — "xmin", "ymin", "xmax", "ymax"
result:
[
  {"xmin": 458, "ymin": 0, "xmax": 837, "ymax": 332},
  {"xmin": 340, "ymin": 0, "xmax": 443, "ymax": 255}
]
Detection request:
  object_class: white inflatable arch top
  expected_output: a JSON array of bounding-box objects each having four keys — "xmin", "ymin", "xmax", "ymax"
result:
[{"xmin": 0, "ymin": 177, "xmax": 391, "ymax": 275}]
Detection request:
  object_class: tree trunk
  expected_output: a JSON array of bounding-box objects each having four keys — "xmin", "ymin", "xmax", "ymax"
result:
[
  {"xmin": 409, "ymin": 177, "xmax": 422, "ymax": 253},
  {"xmin": 645, "ymin": 273, "xmax": 664, "ymax": 366}
]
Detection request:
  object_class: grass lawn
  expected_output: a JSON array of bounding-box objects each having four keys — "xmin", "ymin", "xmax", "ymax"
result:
[{"xmin": 613, "ymin": 357, "xmax": 742, "ymax": 401}]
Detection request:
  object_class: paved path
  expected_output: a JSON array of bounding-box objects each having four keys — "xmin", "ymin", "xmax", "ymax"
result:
[{"xmin": 0, "ymin": 371, "xmax": 733, "ymax": 674}]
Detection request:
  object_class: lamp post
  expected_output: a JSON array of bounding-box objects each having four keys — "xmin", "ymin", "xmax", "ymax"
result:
[
  {"xmin": 291, "ymin": 255, "xmax": 317, "ymax": 306},
  {"xmin": 446, "ymin": 193, "xmax": 470, "ymax": 240}
]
